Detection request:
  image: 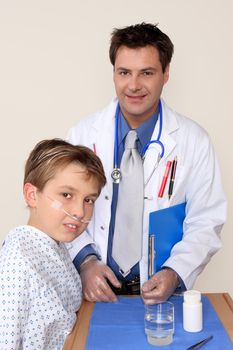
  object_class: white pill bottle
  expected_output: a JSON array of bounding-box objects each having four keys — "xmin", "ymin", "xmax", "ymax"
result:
[{"xmin": 183, "ymin": 290, "xmax": 203, "ymax": 332}]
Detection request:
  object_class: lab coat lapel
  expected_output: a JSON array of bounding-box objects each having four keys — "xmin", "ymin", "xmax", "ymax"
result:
[
  {"xmin": 143, "ymin": 100, "xmax": 178, "ymax": 185},
  {"xmin": 90, "ymin": 99, "xmax": 117, "ymax": 192}
]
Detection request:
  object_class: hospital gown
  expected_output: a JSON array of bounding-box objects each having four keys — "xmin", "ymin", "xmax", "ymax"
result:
[{"xmin": 0, "ymin": 225, "xmax": 82, "ymax": 350}]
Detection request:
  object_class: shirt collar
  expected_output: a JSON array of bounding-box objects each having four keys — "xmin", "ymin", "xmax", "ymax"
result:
[{"xmin": 118, "ymin": 108, "xmax": 159, "ymax": 149}]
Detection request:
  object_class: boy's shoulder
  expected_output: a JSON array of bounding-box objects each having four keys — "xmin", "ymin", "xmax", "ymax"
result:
[
  {"xmin": 2, "ymin": 225, "xmax": 35, "ymax": 252},
  {"xmin": 0, "ymin": 227, "xmax": 31, "ymax": 282},
  {"xmin": 0, "ymin": 225, "xmax": 51, "ymax": 270}
]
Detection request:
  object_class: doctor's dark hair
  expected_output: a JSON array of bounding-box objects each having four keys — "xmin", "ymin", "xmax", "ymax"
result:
[
  {"xmin": 109, "ymin": 22, "xmax": 174, "ymax": 73},
  {"xmin": 24, "ymin": 138, "xmax": 106, "ymax": 194}
]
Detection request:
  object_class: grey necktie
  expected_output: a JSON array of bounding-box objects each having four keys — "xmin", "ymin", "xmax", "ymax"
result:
[{"xmin": 112, "ymin": 130, "xmax": 144, "ymax": 276}]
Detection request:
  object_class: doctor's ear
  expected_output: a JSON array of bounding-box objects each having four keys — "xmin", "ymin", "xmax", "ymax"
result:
[
  {"xmin": 163, "ymin": 64, "xmax": 170, "ymax": 84},
  {"xmin": 23, "ymin": 183, "xmax": 38, "ymax": 208}
]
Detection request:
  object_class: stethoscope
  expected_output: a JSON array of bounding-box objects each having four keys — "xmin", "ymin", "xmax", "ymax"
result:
[{"xmin": 111, "ymin": 99, "xmax": 165, "ymax": 184}]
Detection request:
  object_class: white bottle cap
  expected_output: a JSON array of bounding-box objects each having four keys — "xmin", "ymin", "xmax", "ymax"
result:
[{"xmin": 184, "ymin": 290, "xmax": 201, "ymax": 304}]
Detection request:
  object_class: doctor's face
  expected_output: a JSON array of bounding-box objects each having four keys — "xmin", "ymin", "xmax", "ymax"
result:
[{"xmin": 113, "ymin": 45, "xmax": 169, "ymax": 128}]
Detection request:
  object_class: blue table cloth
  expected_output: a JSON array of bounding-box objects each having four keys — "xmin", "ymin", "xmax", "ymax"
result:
[{"xmin": 86, "ymin": 296, "xmax": 232, "ymax": 349}]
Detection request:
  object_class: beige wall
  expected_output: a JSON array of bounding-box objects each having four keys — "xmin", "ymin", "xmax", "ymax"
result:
[{"xmin": 0, "ymin": 0, "xmax": 232, "ymax": 297}]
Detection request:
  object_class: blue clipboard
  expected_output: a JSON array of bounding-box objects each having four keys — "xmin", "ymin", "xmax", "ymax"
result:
[{"xmin": 148, "ymin": 202, "xmax": 186, "ymax": 276}]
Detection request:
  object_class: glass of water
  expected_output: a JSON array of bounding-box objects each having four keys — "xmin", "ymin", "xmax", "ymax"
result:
[{"xmin": 144, "ymin": 301, "xmax": 174, "ymax": 346}]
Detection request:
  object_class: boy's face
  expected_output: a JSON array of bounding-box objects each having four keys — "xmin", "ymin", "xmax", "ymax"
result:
[{"xmin": 24, "ymin": 163, "xmax": 99, "ymax": 243}]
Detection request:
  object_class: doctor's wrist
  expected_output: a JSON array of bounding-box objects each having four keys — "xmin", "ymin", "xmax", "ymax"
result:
[
  {"xmin": 80, "ymin": 254, "xmax": 99, "ymax": 271},
  {"xmin": 162, "ymin": 266, "xmax": 186, "ymax": 291},
  {"xmin": 161, "ymin": 267, "xmax": 180, "ymax": 288}
]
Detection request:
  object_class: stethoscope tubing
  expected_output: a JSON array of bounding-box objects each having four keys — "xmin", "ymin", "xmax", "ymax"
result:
[
  {"xmin": 114, "ymin": 103, "xmax": 121, "ymax": 169},
  {"xmin": 112, "ymin": 99, "xmax": 165, "ymax": 183},
  {"xmin": 141, "ymin": 100, "xmax": 164, "ymax": 158}
]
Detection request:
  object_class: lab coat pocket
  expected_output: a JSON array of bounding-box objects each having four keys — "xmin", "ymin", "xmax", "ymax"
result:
[{"xmin": 169, "ymin": 164, "xmax": 190, "ymax": 206}]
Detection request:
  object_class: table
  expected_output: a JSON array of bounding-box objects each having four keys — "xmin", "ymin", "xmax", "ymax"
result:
[{"xmin": 63, "ymin": 293, "xmax": 233, "ymax": 350}]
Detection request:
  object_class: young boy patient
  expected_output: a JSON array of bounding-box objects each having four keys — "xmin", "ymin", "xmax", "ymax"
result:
[{"xmin": 0, "ymin": 138, "xmax": 106, "ymax": 350}]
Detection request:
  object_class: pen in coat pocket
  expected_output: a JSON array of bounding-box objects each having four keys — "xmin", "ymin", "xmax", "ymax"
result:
[
  {"xmin": 158, "ymin": 160, "xmax": 172, "ymax": 198},
  {"xmin": 168, "ymin": 156, "xmax": 177, "ymax": 199}
]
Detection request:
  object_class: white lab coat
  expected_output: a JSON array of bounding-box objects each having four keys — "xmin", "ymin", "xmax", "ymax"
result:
[{"xmin": 66, "ymin": 98, "xmax": 227, "ymax": 288}]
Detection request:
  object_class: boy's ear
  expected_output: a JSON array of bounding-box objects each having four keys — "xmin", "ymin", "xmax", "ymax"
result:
[{"xmin": 24, "ymin": 183, "xmax": 37, "ymax": 207}]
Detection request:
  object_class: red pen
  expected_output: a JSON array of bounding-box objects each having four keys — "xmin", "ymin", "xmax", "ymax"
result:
[
  {"xmin": 93, "ymin": 143, "xmax": 96, "ymax": 154},
  {"xmin": 158, "ymin": 160, "xmax": 172, "ymax": 198}
]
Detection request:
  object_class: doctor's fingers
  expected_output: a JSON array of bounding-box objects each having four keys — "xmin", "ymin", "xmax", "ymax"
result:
[
  {"xmin": 94, "ymin": 274, "xmax": 118, "ymax": 302},
  {"xmin": 141, "ymin": 279, "xmax": 166, "ymax": 304},
  {"xmin": 142, "ymin": 276, "xmax": 178, "ymax": 304},
  {"xmin": 141, "ymin": 274, "xmax": 159, "ymax": 293},
  {"xmin": 80, "ymin": 257, "xmax": 120, "ymax": 289},
  {"xmin": 141, "ymin": 275, "xmax": 168, "ymax": 304},
  {"xmin": 84, "ymin": 276, "xmax": 117, "ymax": 302},
  {"xmin": 83, "ymin": 289, "xmax": 107, "ymax": 302},
  {"xmin": 141, "ymin": 288, "xmax": 167, "ymax": 305},
  {"xmin": 83, "ymin": 287, "xmax": 113, "ymax": 302},
  {"xmin": 142, "ymin": 269, "xmax": 178, "ymax": 293},
  {"xmin": 101, "ymin": 265, "xmax": 121, "ymax": 289}
]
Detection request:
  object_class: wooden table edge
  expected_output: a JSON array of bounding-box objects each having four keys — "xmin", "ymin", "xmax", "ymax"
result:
[
  {"xmin": 205, "ymin": 292, "xmax": 233, "ymax": 342},
  {"xmin": 63, "ymin": 301, "xmax": 95, "ymax": 350}
]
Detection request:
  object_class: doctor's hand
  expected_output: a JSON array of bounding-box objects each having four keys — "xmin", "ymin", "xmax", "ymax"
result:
[
  {"xmin": 79, "ymin": 256, "xmax": 121, "ymax": 302},
  {"xmin": 141, "ymin": 268, "xmax": 179, "ymax": 305}
]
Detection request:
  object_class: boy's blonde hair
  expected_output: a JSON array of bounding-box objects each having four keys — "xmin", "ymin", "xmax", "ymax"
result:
[{"xmin": 24, "ymin": 139, "xmax": 106, "ymax": 194}]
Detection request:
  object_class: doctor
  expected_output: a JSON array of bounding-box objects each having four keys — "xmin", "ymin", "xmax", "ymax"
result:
[{"xmin": 66, "ymin": 23, "xmax": 227, "ymax": 304}]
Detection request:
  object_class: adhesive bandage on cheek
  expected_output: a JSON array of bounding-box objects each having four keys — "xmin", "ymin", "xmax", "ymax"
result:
[{"xmin": 49, "ymin": 198, "xmax": 91, "ymax": 224}]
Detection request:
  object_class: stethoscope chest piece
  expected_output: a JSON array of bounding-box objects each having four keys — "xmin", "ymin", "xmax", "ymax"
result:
[{"xmin": 111, "ymin": 168, "xmax": 122, "ymax": 183}]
